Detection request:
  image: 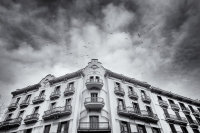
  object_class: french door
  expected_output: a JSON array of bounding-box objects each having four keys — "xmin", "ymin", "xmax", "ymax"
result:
[
  {"xmin": 90, "ymin": 116, "xmax": 99, "ymax": 129},
  {"xmin": 91, "ymin": 93, "xmax": 98, "ymax": 102}
]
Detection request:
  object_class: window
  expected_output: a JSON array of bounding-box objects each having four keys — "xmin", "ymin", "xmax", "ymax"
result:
[
  {"xmin": 169, "ymin": 124, "xmax": 176, "ymax": 133},
  {"xmin": 185, "ymin": 115, "xmax": 194, "ymax": 124},
  {"xmin": 5, "ymin": 113, "xmax": 13, "ymax": 120},
  {"xmin": 128, "ymin": 86, "xmax": 133, "ymax": 92},
  {"xmin": 141, "ymin": 90, "xmax": 146, "ymax": 97},
  {"xmin": 115, "ymin": 82, "xmax": 120, "ymax": 88},
  {"xmin": 90, "ymin": 76, "xmax": 94, "ymax": 81},
  {"xmin": 162, "ymin": 108, "xmax": 169, "ymax": 116},
  {"xmin": 57, "ymin": 121, "xmax": 69, "ymax": 133},
  {"xmin": 174, "ymin": 111, "xmax": 181, "ymax": 119},
  {"xmin": 180, "ymin": 126, "xmax": 188, "ymax": 133},
  {"xmin": 68, "ymin": 82, "xmax": 74, "ymax": 88},
  {"xmin": 132, "ymin": 102, "xmax": 140, "ymax": 113},
  {"xmin": 43, "ymin": 125, "xmax": 51, "ymax": 133},
  {"xmin": 26, "ymin": 95, "xmax": 31, "ymax": 102},
  {"xmin": 120, "ymin": 121, "xmax": 130, "ymax": 132},
  {"xmin": 198, "ymin": 108, "xmax": 200, "ymax": 112},
  {"xmin": 96, "ymin": 76, "xmax": 100, "ymax": 82},
  {"xmin": 33, "ymin": 106, "xmax": 39, "ymax": 114},
  {"xmin": 16, "ymin": 97, "xmax": 20, "ymax": 104},
  {"xmin": 146, "ymin": 106, "xmax": 153, "ymax": 115},
  {"xmin": 50, "ymin": 102, "xmax": 56, "ymax": 109},
  {"xmin": 157, "ymin": 96, "xmax": 162, "ymax": 101},
  {"xmin": 137, "ymin": 124, "xmax": 147, "ymax": 133},
  {"xmin": 168, "ymin": 99, "xmax": 175, "ymax": 104},
  {"xmin": 152, "ymin": 127, "xmax": 161, "ymax": 133},
  {"xmin": 90, "ymin": 116, "xmax": 99, "ymax": 129},
  {"xmin": 55, "ymin": 86, "xmax": 60, "ymax": 92},
  {"xmin": 179, "ymin": 103, "xmax": 186, "ymax": 109},
  {"xmin": 195, "ymin": 117, "xmax": 200, "ymax": 124},
  {"xmin": 91, "ymin": 93, "xmax": 98, "ymax": 102},
  {"xmin": 65, "ymin": 99, "xmax": 71, "ymax": 106},
  {"xmin": 188, "ymin": 105, "xmax": 194, "ymax": 112},
  {"xmin": 24, "ymin": 128, "xmax": 32, "ymax": 133},
  {"xmin": 192, "ymin": 129, "xmax": 200, "ymax": 133},
  {"xmin": 39, "ymin": 90, "xmax": 45, "ymax": 97},
  {"xmin": 118, "ymin": 99, "xmax": 126, "ymax": 110},
  {"xmin": 18, "ymin": 110, "xmax": 24, "ymax": 118}
]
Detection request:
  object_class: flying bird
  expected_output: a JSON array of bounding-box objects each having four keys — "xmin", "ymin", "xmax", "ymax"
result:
[
  {"xmin": 110, "ymin": 33, "xmax": 113, "ymax": 34},
  {"xmin": 138, "ymin": 34, "xmax": 140, "ymax": 37},
  {"xmin": 107, "ymin": 24, "xmax": 110, "ymax": 27},
  {"xmin": 70, "ymin": 53, "xmax": 72, "ymax": 54},
  {"xmin": 84, "ymin": 46, "xmax": 87, "ymax": 48},
  {"xmin": 125, "ymin": 38, "xmax": 128, "ymax": 40}
]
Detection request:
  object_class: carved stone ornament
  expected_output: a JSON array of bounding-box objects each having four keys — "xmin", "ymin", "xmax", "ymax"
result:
[{"xmin": 91, "ymin": 65, "xmax": 99, "ymax": 70}]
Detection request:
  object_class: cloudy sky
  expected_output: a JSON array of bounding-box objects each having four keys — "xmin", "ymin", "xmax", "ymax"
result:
[{"xmin": 0, "ymin": 0, "xmax": 200, "ymax": 107}]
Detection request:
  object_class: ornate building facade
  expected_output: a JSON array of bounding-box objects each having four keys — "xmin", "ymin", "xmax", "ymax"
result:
[{"xmin": 0, "ymin": 59, "xmax": 200, "ymax": 133}]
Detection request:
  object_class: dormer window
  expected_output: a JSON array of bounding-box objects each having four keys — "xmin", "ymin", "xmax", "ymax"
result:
[
  {"xmin": 128, "ymin": 86, "xmax": 133, "ymax": 92},
  {"xmin": 116, "ymin": 82, "xmax": 120, "ymax": 88},
  {"xmin": 55, "ymin": 86, "xmax": 60, "ymax": 92}
]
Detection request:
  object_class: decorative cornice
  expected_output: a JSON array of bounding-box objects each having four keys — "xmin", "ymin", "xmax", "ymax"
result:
[
  {"xmin": 105, "ymin": 69, "xmax": 151, "ymax": 88},
  {"xmin": 150, "ymin": 86, "xmax": 200, "ymax": 106},
  {"xmin": 11, "ymin": 83, "xmax": 41, "ymax": 96}
]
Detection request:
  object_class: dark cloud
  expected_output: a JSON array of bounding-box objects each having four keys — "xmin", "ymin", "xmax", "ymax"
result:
[{"xmin": 0, "ymin": 0, "xmax": 200, "ymax": 106}]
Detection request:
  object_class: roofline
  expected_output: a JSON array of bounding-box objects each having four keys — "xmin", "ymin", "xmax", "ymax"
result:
[{"xmin": 11, "ymin": 69, "xmax": 85, "ymax": 97}]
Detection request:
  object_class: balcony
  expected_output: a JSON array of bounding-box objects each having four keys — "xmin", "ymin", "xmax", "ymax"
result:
[
  {"xmin": 117, "ymin": 106, "xmax": 129, "ymax": 116},
  {"xmin": 64, "ymin": 87, "xmax": 75, "ymax": 96},
  {"xmin": 170, "ymin": 104, "xmax": 180, "ymax": 111},
  {"xmin": 77, "ymin": 122, "xmax": 111, "ymax": 132},
  {"xmin": 84, "ymin": 97, "xmax": 104, "ymax": 110},
  {"xmin": 192, "ymin": 110, "xmax": 200, "ymax": 117},
  {"xmin": 158, "ymin": 100, "xmax": 169, "ymax": 108},
  {"xmin": 85, "ymin": 79, "xmax": 104, "ymax": 90},
  {"xmin": 141, "ymin": 95, "xmax": 151, "ymax": 104},
  {"xmin": 114, "ymin": 87, "xmax": 125, "ymax": 96},
  {"xmin": 0, "ymin": 117, "xmax": 22, "ymax": 130},
  {"xmin": 128, "ymin": 91, "xmax": 138, "ymax": 100},
  {"xmin": 8, "ymin": 103, "xmax": 18, "ymax": 111},
  {"xmin": 165, "ymin": 114, "xmax": 188, "ymax": 125},
  {"xmin": 24, "ymin": 113, "xmax": 39, "ymax": 124},
  {"xmin": 128, "ymin": 107, "xmax": 159, "ymax": 122},
  {"xmin": 181, "ymin": 107, "xmax": 190, "ymax": 114},
  {"xmin": 20, "ymin": 100, "xmax": 29, "ymax": 108},
  {"xmin": 42, "ymin": 105, "xmax": 72, "ymax": 120},
  {"xmin": 189, "ymin": 120, "xmax": 199, "ymax": 128},
  {"xmin": 32, "ymin": 95, "xmax": 45, "ymax": 104},
  {"xmin": 50, "ymin": 91, "xmax": 61, "ymax": 100}
]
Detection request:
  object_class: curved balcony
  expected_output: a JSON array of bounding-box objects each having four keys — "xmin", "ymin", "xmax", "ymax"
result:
[
  {"xmin": 0, "ymin": 117, "xmax": 22, "ymax": 130},
  {"xmin": 114, "ymin": 87, "xmax": 125, "ymax": 96},
  {"xmin": 164, "ymin": 114, "xmax": 187, "ymax": 125},
  {"xmin": 117, "ymin": 106, "xmax": 128, "ymax": 116},
  {"xmin": 64, "ymin": 87, "xmax": 75, "ymax": 96},
  {"xmin": 158, "ymin": 100, "xmax": 169, "ymax": 108},
  {"xmin": 8, "ymin": 103, "xmax": 18, "ymax": 111},
  {"xmin": 189, "ymin": 120, "xmax": 199, "ymax": 128},
  {"xmin": 32, "ymin": 95, "xmax": 45, "ymax": 104},
  {"xmin": 85, "ymin": 79, "xmax": 103, "ymax": 90},
  {"xmin": 181, "ymin": 107, "xmax": 190, "ymax": 114},
  {"xmin": 170, "ymin": 104, "xmax": 180, "ymax": 111},
  {"xmin": 84, "ymin": 97, "xmax": 104, "ymax": 110},
  {"xmin": 42, "ymin": 105, "xmax": 72, "ymax": 120},
  {"xmin": 128, "ymin": 91, "xmax": 138, "ymax": 100},
  {"xmin": 141, "ymin": 95, "xmax": 151, "ymax": 104},
  {"xmin": 78, "ymin": 122, "xmax": 111, "ymax": 132},
  {"xmin": 192, "ymin": 110, "xmax": 200, "ymax": 117},
  {"xmin": 24, "ymin": 113, "xmax": 39, "ymax": 124},
  {"xmin": 20, "ymin": 100, "xmax": 29, "ymax": 108},
  {"xmin": 50, "ymin": 91, "xmax": 61, "ymax": 100}
]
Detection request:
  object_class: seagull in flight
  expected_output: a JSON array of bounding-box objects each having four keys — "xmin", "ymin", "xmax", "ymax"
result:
[
  {"xmin": 138, "ymin": 34, "xmax": 140, "ymax": 37},
  {"xmin": 84, "ymin": 46, "xmax": 87, "ymax": 48}
]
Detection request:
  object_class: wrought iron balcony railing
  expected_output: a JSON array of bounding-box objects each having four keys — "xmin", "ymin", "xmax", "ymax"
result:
[
  {"xmin": 170, "ymin": 103, "xmax": 180, "ymax": 111},
  {"xmin": 128, "ymin": 91, "xmax": 138, "ymax": 100},
  {"xmin": 32, "ymin": 95, "xmax": 45, "ymax": 104},
  {"xmin": 158, "ymin": 100, "xmax": 169, "ymax": 108},
  {"xmin": 64, "ymin": 87, "xmax": 75, "ymax": 96},
  {"xmin": 85, "ymin": 79, "xmax": 104, "ymax": 90},
  {"xmin": 50, "ymin": 91, "xmax": 61, "ymax": 100},
  {"xmin": 42, "ymin": 105, "xmax": 72, "ymax": 120},
  {"xmin": 192, "ymin": 109, "xmax": 200, "ymax": 117},
  {"xmin": 8, "ymin": 103, "xmax": 18, "ymax": 111},
  {"xmin": 114, "ymin": 87, "xmax": 125, "ymax": 96},
  {"xmin": 24, "ymin": 113, "xmax": 39, "ymax": 124},
  {"xmin": 181, "ymin": 107, "xmax": 190, "ymax": 114},
  {"xmin": 20, "ymin": 100, "xmax": 30, "ymax": 108},
  {"xmin": 84, "ymin": 97, "xmax": 104, "ymax": 110},
  {"xmin": 164, "ymin": 114, "xmax": 187, "ymax": 125},
  {"xmin": 78, "ymin": 122, "xmax": 111, "ymax": 131},
  {"xmin": 141, "ymin": 95, "xmax": 151, "ymax": 104},
  {"xmin": 0, "ymin": 117, "xmax": 22, "ymax": 130},
  {"xmin": 189, "ymin": 120, "xmax": 199, "ymax": 128}
]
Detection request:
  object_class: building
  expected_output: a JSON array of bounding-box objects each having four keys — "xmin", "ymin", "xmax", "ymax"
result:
[{"xmin": 0, "ymin": 59, "xmax": 200, "ymax": 133}]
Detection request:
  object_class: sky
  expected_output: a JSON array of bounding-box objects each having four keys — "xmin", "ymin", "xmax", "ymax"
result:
[{"xmin": 0, "ymin": 0, "xmax": 200, "ymax": 107}]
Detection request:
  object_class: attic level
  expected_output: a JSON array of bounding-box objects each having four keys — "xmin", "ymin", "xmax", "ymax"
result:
[{"xmin": 87, "ymin": 59, "xmax": 102, "ymax": 70}]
